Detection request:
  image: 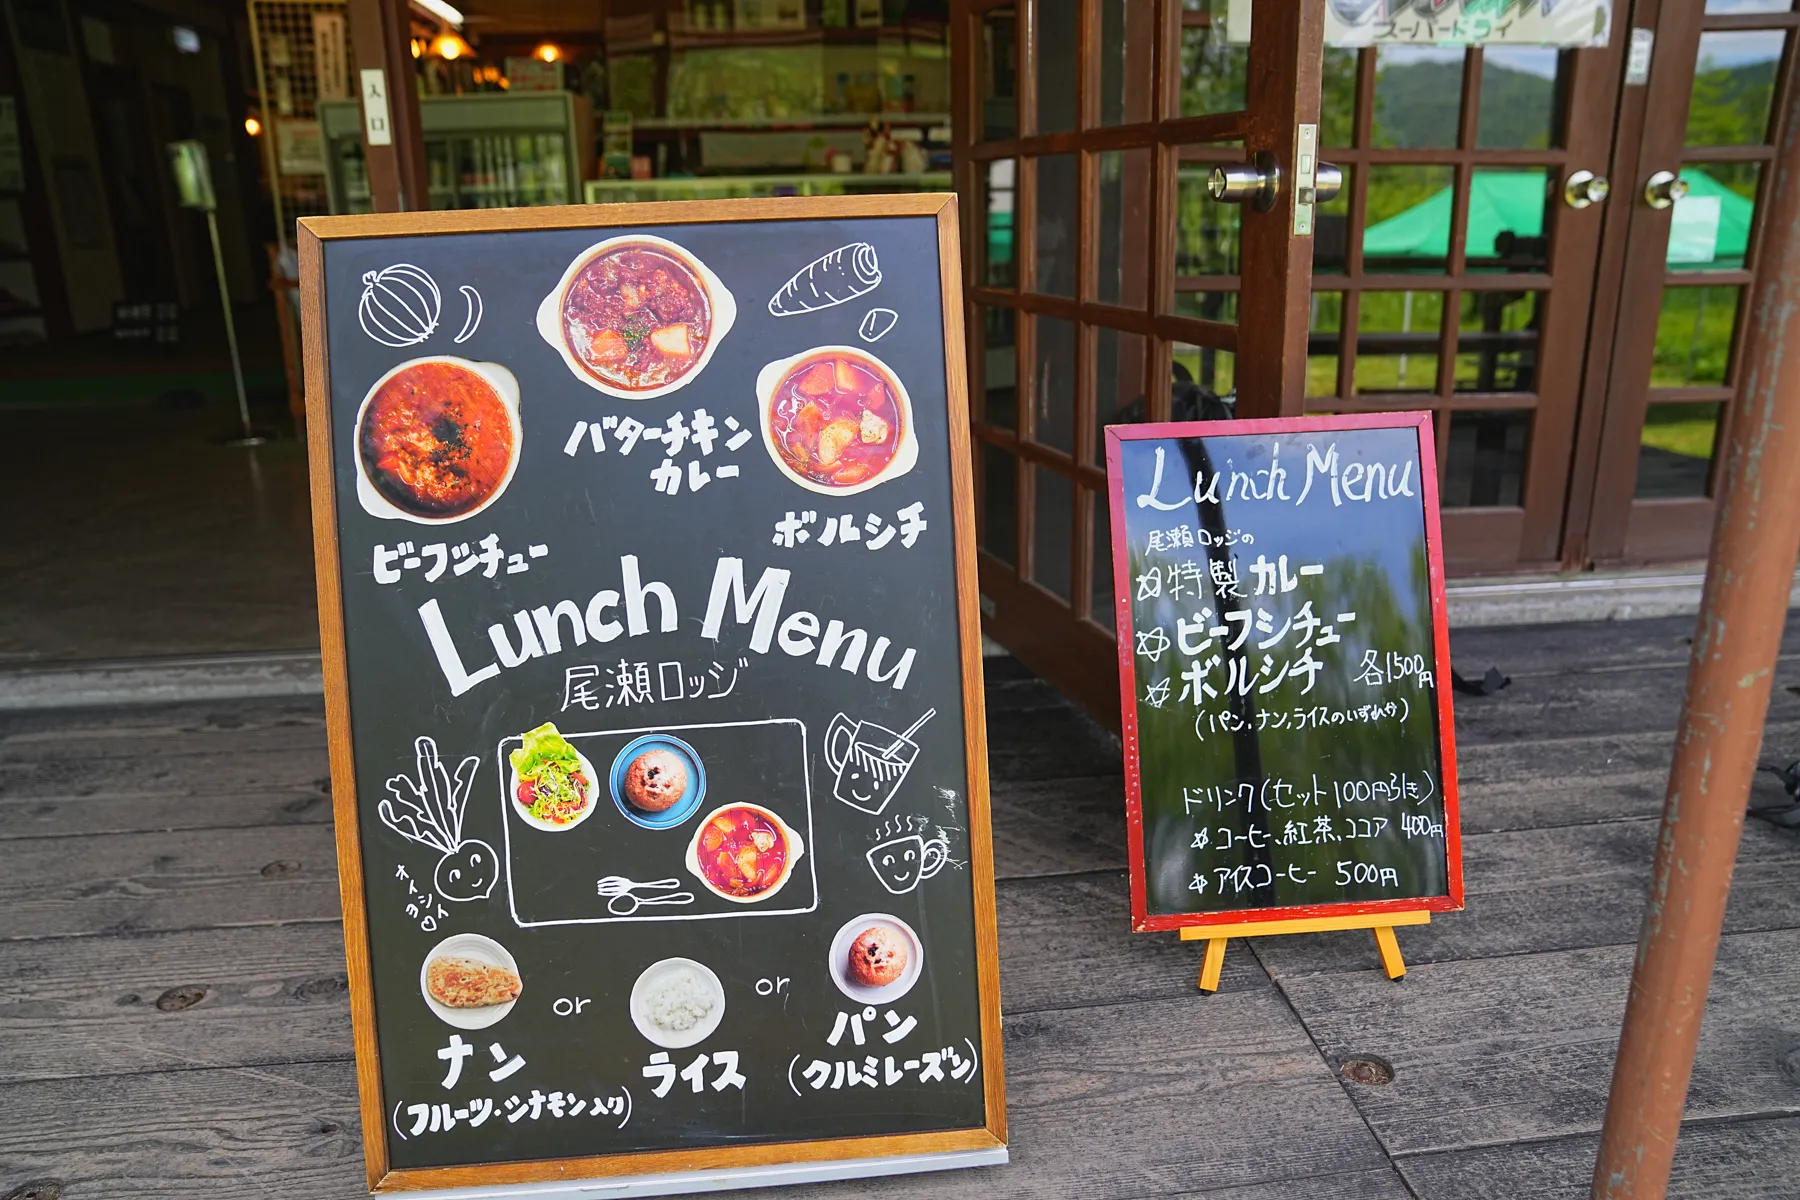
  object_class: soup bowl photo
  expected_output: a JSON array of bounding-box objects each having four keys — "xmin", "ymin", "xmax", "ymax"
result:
[
  {"xmin": 756, "ymin": 346, "xmax": 918, "ymax": 497},
  {"xmin": 536, "ymin": 234, "xmax": 737, "ymax": 400},
  {"xmin": 352, "ymin": 356, "xmax": 522, "ymax": 525},
  {"xmin": 684, "ymin": 803, "xmax": 805, "ymax": 904}
]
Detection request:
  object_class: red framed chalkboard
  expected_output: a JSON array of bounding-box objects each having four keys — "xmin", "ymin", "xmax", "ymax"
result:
[{"xmin": 1106, "ymin": 412, "xmax": 1463, "ymax": 934}]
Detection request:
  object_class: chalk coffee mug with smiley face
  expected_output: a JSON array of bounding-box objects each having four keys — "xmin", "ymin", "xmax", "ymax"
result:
[
  {"xmin": 824, "ymin": 713, "xmax": 921, "ymax": 815},
  {"xmin": 867, "ymin": 832, "xmax": 948, "ymax": 895}
]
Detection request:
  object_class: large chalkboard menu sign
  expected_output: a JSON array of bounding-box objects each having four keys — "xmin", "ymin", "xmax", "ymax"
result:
[
  {"xmin": 298, "ymin": 196, "xmax": 1005, "ymax": 1195},
  {"xmin": 1105, "ymin": 414, "xmax": 1463, "ymax": 934}
]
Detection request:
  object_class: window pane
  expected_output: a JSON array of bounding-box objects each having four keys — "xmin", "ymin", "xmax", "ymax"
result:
[
  {"xmin": 1355, "ymin": 290, "xmax": 1442, "ymax": 395},
  {"xmin": 979, "ymin": 9, "xmax": 1018, "ymax": 141},
  {"xmin": 1316, "ymin": 163, "xmax": 1352, "ymax": 274},
  {"xmin": 1172, "ymin": 342, "xmax": 1236, "ymax": 413},
  {"xmin": 1033, "ymin": 315, "xmax": 1077, "ymax": 453},
  {"xmin": 1032, "ymin": 466, "xmax": 1074, "ymax": 600},
  {"xmin": 1652, "ymin": 286, "xmax": 1742, "ymax": 387},
  {"xmin": 1455, "ymin": 291, "xmax": 1542, "ymax": 393},
  {"xmin": 1172, "ymin": 289, "xmax": 1238, "ymax": 323},
  {"xmin": 1094, "ymin": 327, "xmax": 1147, "ymax": 463},
  {"xmin": 1443, "ymin": 410, "xmax": 1530, "ymax": 508},
  {"xmin": 981, "ymin": 159, "xmax": 1017, "ymax": 288},
  {"xmin": 1173, "ymin": 160, "xmax": 1242, "ymax": 276},
  {"xmin": 1707, "ymin": 0, "xmax": 1790, "ymax": 11},
  {"xmin": 1374, "ymin": 46, "xmax": 1463, "ymax": 149},
  {"xmin": 1466, "ymin": 169, "xmax": 1550, "ymax": 273},
  {"xmin": 1099, "ymin": 0, "xmax": 1157, "ymax": 126},
  {"xmin": 982, "ymin": 444, "xmax": 1018, "ymax": 565},
  {"xmin": 1308, "ymin": 292, "xmax": 1343, "ymax": 398},
  {"xmin": 1036, "ymin": 0, "xmax": 1079, "ymax": 134},
  {"xmin": 1181, "ymin": 21, "xmax": 1248, "ymax": 115},
  {"xmin": 1089, "ymin": 488, "xmax": 1116, "ymax": 631},
  {"xmin": 1687, "ymin": 31, "xmax": 1785, "ymax": 147},
  {"xmin": 1034, "ymin": 153, "xmax": 1078, "ymax": 296},
  {"xmin": 980, "ymin": 306, "xmax": 1018, "ymax": 429},
  {"xmin": 1477, "ymin": 48, "xmax": 1563, "ymax": 150},
  {"xmin": 1669, "ymin": 164, "xmax": 1758, "ymax": 271},
  {"xmin": 1637, "ymin": 403, "xmax": 1723, "ymax": 498},
  {"xmin": 1321, "ymin": 47, "xmax": 1357, "ymax": 148},
  {"xmin": 1364, "ymin": 165, "xmax": 1455, "ymax": 273},
  {"xmin": 1097, "ymin": 148, "xmax": 1153, "ymax": 306}
]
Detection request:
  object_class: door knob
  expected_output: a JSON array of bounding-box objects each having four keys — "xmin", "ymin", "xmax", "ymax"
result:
[
  {"xmin": 1644, "ymin": 170, "xmax": 1689, "ymax": 210},
  {"xmin": 1563, "ymin": 169, "xmax": 1610, "ymax": 210},
  {"xmin": 1208, "ymin": 152, "xmax": 1280, "ymax": 212},
  {"xmin": 1312, "ymin": 162, "xmax": 1344, "ymax": 205}
]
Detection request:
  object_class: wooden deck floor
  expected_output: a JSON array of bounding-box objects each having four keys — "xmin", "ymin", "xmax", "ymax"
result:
[{"xmin": 4, "ymin": 614, "xmax": 1800, "ymax": 1198}]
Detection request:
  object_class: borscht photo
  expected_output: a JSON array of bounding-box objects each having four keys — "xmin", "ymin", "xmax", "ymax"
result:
[
  {"xmin": 686, "ymin": 804, "xmax": 804, "ymax": 903},
  {"xmin": 537, "ymin": 235, "xmax": 737, "ymax": 399},
  {"xmin": 354, "ymin": 358, "xmax": 519, "ymax": 522},
  {"xmin": 757, "ymin": 347, "xmax": 917, "ymax": 496}
]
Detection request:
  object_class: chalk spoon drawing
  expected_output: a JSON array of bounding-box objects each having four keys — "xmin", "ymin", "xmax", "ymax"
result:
[
  {"xmin": 823, "ymin": 707, "xmax": 935, "ymax": 815},
  {"xmin": 359, "ymin": 263, "xmax": 442, "ymax": 347},
  {"xmin": 380, "ymin": 736, "xmax": 500, "ymax": 902},
  {"xmin": 859, "ymin": 308, "xmax": 898, "ymax": 343},
  {"xmin": 768, "ymin": 243, "xmax": 882, "ymax": 316},
  {"xmin": 453, "ymin": 284, "xmax": 483, "ymax": 344}
]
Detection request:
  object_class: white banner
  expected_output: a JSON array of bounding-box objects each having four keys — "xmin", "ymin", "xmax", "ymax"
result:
[{"xmin": 1228, "ymin": 0, "xmax": 1612, "ymax": 48}]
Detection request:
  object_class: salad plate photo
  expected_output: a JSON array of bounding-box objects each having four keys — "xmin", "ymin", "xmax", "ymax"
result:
[{"xmin": 508, "ymin": 723, "xmax": 600, "ymax": 833}]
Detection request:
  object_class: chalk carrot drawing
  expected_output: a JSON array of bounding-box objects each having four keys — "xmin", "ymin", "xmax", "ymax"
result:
[
  {"xmin": 381, "ymin": 736, "xmax": 500, "ymax": 902},
  {"xmin": 768, "ymin": 243, "xmax": 882, "ymax": 316}
]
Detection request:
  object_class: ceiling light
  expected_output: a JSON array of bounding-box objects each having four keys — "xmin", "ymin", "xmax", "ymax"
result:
[
  {"xmin": 414, "ymin": 0, "xmax": 464, "ymax": 27},
  {"xmin": 430, "ymin": 32, "xmax": 473, "ymax": 60},
  {"xmin": 244, "ymin": 116, "xmax": 263, "ymax": 136},
  {"xmin": 534, "ymin": 42, "xmax": 561, "ymax": 62}
]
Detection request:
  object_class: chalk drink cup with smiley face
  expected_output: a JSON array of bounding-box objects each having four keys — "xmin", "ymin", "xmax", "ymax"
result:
[
  {"xmin": 823, "ymin": 709, "xmax": 934, "ymax": 814},
  {"xmin": 867, "ymin": 831, "xmax": 948, "ymax": 894}
]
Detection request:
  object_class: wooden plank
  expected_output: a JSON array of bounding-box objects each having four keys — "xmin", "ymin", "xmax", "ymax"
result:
[
  {"xmin": 0, "ymin": 743, "xmax": 329, "ymax": 802},
  {"xmin": 1253, "ymin": 819, "xmax": 1800, "ymax": 977},
  {"xmin": 0, "ymin": 781, "xmax": 332, "ymax": 841},
  {"xmin": 0, "ymin": 1059, "xmax": 366, "ymax": 1200},
  {"xmin": 0, "ymin": 923, "xmax": 351, "ymax": 1084},
  {"xmin": 1445, "ymin": 612, "xmax": 1710, "ymax": 677},
  {"xmin": 985, "ymin": 702, "xmax": 1122, "ymax": 782},
  {"xmin": 989, "ymin": 776, "xmax": 1129, "ymax": 879},
  {"xmin": 1171, "ymin": 1166, "xmax": 1413, "ymax": 1200},
  {"xmin": 0, "ymin": 698, "xmax": 326, "ymax": 756},
  {"xmin": 1398, "ymin": 1116, "xmax": 1800, "ymax": 1200},
  {"xmin": 1275, "ymin": 928, "xmax": 1800, "ymax": 1157},
  {"xmin": 996, "ymin": 871, "xmax": 1267, "ymax": 1010},
  {"xmin": 0, "ymin": 824, "xmax": 343, "ymax": 940}
]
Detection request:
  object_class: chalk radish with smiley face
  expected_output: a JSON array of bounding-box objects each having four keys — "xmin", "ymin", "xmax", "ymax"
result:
[{"xmin": 379, "ymin": 736, "xmax": 500, "ymax": 903}]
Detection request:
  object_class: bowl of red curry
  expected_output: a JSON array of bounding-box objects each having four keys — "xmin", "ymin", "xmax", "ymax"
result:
[
  {"xmin": 536, "ymin": 234, "xmax": 736, "ymax": 400},
  {"xmin": 756, "ymin": 346, "xmax": 918, "ymax": 497},
  {"xmin": 353, "ymin": 356, "xmax": 523, "ymax": 525}
]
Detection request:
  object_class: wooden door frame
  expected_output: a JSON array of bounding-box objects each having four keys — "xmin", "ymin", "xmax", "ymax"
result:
[
  {"xmin": 955, "ymin": 0, "xmax": 1327, "ymax": 728},
  {"xmin": 1573, "ymin": 0, "xmax": 1800, "ymax": 565}
]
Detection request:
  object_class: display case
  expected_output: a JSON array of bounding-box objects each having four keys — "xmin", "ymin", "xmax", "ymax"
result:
[
  {"xmin": 319, "ymin": 92, "xmax": 593, "ymax": 214},
  {"xmin": 582, "ymin": 170, "xmax": 949, "ymax": 204}
]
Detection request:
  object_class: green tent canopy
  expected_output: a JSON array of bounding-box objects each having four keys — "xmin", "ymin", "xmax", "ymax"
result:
[{"xmin": 1360, "ymin": 169, "xmax": 1752, "ymax": 269}]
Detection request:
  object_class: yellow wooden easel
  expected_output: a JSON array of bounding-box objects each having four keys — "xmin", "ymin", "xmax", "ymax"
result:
[{"xmin": 1179, "ymin": 909, "xmax": 1431, "ymax": 992}]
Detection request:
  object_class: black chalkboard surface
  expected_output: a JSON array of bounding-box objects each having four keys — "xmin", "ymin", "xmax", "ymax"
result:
[
  {"xmin": 298, "ymin": 196, "xmax": 1005, "ymax": 1194},
  {"xmin": 1104, "ymin": 414, "xmax": 1463, "ymax": 933}
]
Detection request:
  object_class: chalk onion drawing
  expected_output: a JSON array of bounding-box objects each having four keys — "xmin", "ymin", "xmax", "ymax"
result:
[
  {"xmin": 858, "ymin": 307, "xmax": 899, "ymax": 342},
  {"xmin": 359, "ymin": 263, "xmax": 442, "ymax": 347},
  {"xmin": 768, "ymin": 243, "xmax": 882, "ymax": 316},
  {"xmin": 453, "ymin": 284, "xmax": 483, "ymax": 343},
  {"xmin": 824, "ymin": 707, "xmax": 934, "ymax": 814},
  {"xmin": 597, "ymin": 875, "xmax": 695, "ymax": 915},
  {"xmin": 381, "ymin": 736, "xmax": 499, "ymax": 902},
  {"xmin": 866, "ymin": 814, "xmax": 951, "ymax": 895}
]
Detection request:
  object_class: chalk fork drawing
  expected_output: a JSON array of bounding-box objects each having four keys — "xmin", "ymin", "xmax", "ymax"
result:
[
  {"xmin": 453, "ymin": 284, "xmax": 483, "ymax": 343},
  {"xmin": 858, "ymin": 308, "xmax": 898, "ymax": 343},
  {"xmin": 823, "ymin": 707, "xmax": 935, "ymax": 814},
  {"xmin": 380, "ymin": 735, "xmax": 499, "ymax": 902},
  {"xmin": 866, "ymin": 814, "xmax": 951, "ymax": 895},
  {"xmin": 597, "ymin": 875, "xmax": 696, "ymax": 915},
  {"xmin": 768, "ymin": 243, "xmax": 882, "ymax": 316},
  {"xmin": 359, "ymin": 263, "xmax": 442, "ymax": 347}
]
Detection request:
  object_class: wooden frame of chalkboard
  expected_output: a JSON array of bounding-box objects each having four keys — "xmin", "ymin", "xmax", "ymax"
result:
[
  {"xmin": 1105, "ymin": 411, "xmax": 1465, "ymax": 934},
  {"xmin": 298, "ymin": 194, "xmax": 1006, "ymax": 1194}
]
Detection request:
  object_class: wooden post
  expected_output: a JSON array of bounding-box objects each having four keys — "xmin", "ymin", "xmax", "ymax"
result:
[
  {"xmin": 347, "ymin": 0, "xmax": 428, "ymax": 213},
  {"xmin": 1590, "ymin": 66, "xmax": 1800, "ymax": 1200}
]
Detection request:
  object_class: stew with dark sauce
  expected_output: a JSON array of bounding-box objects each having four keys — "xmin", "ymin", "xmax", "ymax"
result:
[
  {"xmin": 360, "ymin": 362, "xmax": 514, "ymax": 518},
  {"xmin": 562, "ymin": 243, "xmax": 711, "ymax": 391}
]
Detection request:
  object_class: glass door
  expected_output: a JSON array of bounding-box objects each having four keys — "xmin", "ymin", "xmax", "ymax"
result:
[
  {"xmin": 953, "ymin": 0, "xmax": 1325, "ymax": 720},
  {"xmin": 1576, "ymin": 0, "xmax": 1798, "ymax": 565},
  {"xmin": 1300, "ymin": 33, "xmax": 1621, "ymax": 573}
]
